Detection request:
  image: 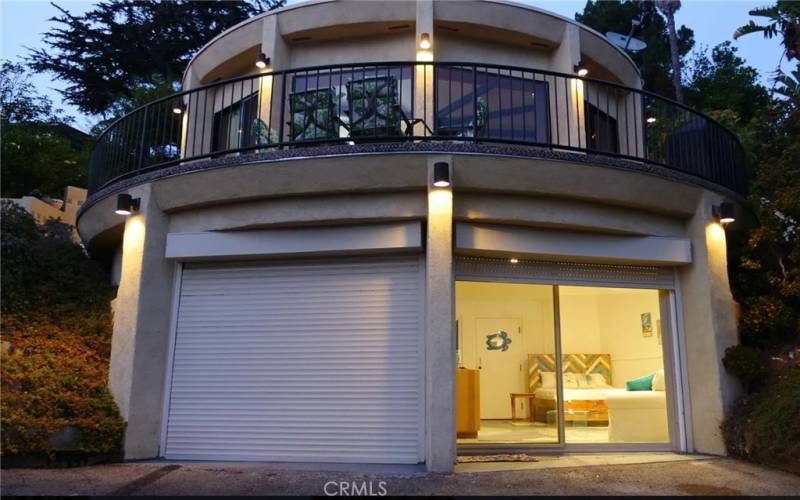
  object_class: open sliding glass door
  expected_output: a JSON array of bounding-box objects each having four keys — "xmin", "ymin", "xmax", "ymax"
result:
[
  {"xmin": 455, "ymin": 257, "xmax": 684, "ymax": 453},
  {"xmin": 455, "ymin": 280, "xmax": 565, "ymax": 449}
]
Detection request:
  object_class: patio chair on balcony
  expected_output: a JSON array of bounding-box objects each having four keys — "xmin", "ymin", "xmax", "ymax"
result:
[
  {"xmin": 346, "ymin": 76, "xmax": 404, "ymax": 138},
  {"xmin": 391, "ymin": 104, "xmax": 434, "ymax": 137},
  {"xmin": 435, "ymin": 95, "xmax": 487, "ymax": 139},
  {"xmin": 289, "ymin": 88, "xmax": 340, "ymax": 142}
]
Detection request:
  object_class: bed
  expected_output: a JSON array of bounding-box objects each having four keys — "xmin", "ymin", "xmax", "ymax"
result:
[{"xmin": 527, "ymin": 354, "xmax": 617, "ymax": 424}]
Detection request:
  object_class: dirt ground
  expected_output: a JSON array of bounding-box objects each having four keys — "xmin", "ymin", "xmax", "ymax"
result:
[{"xmin": 3, "ymin": 454, "xmax": 799, "ymax": 496}]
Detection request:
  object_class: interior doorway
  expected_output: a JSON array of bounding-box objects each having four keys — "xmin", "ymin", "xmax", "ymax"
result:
[{"xmin": 475, "ymin": 317, "xmax": 522, "ymax": 419}]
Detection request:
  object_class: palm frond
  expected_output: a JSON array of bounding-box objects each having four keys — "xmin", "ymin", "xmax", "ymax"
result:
[
  {"xmin": 734, "ymin": 21, "xmax": 770, "ymax": 39},
  {"xmin": 747, "ymin": 6, "xmax": 781, "ymax": 19}
]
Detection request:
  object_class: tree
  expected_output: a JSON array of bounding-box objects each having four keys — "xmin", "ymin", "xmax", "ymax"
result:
[
  {"xmin": 0, "ymin": 61, "xmax": 90, "ymax": 197},
  {"xmin": 734, "ymin": 1, "xmax": 800, "ymax": 63},
  {"xmin": 655, "ymin": 0, "xmax": 684, "ymax": 103},
  {"xmin": 576, "ymin": 0, "xmax": 695, "ymax": 100},
  {"xmin": 720, "ymin": 2, "xmax": 800, "ymax": 466},
  {"xmin": 28, "ymin": 0, "xmax": 285, "ymax": 116},
  {"xmin": 684, "ymin": 42, "xmax": 770, "ymax": 130},
  {"xmin": 726, "ymin": 5, "xmax": 800, "ymax": 350}
]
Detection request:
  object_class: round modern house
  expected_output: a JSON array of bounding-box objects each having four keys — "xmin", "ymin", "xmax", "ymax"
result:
[{"xmin": 78, "ymin": 0, "xmax": 744, "ymax": 472}]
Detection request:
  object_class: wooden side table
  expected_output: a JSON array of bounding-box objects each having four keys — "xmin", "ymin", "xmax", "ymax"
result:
[{"xmin": 510, "ymin": 392, "xmax": 537, "ymax": 422}]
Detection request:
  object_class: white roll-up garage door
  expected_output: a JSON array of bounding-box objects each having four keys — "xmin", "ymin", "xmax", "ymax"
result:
[{"xmin": 163, "ymin": 257, "xmax": 424, "ymax": 464}]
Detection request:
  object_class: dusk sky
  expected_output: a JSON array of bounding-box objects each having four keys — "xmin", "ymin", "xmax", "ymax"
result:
[{"xmin": 1, "ymin": 0, "xmax": 787, "ymax": 132}]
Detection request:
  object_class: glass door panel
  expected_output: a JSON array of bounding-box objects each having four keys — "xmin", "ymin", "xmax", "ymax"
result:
[
  {"xmin": 557, "ymin": 286, "xmax": 670, "ymax": 444},
  {"xmin": 455, "ymin": 281, "xmax": 560, "ymax": 445}
]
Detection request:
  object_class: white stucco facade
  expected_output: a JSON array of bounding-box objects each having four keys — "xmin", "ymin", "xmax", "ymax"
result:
[{"xmin": 78, "ymin": 0, "xmax": 742, "ymax": 472}]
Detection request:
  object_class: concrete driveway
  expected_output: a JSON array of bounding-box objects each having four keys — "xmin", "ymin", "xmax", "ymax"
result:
[{"xmin": 2, "ymin": 453, "xmax": 799, "ymax": 496}]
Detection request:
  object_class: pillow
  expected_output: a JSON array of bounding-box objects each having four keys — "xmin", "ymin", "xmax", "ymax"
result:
[
  {"xmin": 563, "ymin": 373, "xmax": 579, "ymax": 388},
  {"xmin": 652, "ymin": 369, "xmax": 666, "ymax": 391},
  {"xmin": 540, "ymin": 371, "xmax": 556, "ymax": 389},
  {"xmin": 586, "ymin": 373, "xmax": 610, "ymax": 388},
  {"xmin": 576, "ymin": 374, "xmax": 591, "ymax": 388},
  {"xmin": 626, "ymin": 373, "xmax": 655, "ymax": 391}
]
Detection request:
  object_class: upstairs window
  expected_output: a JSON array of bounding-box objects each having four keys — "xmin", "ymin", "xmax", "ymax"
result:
[
  {"xmin": 211, "ymin": 93, "xmax": 260, "ymax": 152},
  {"xmin": 584, "ymin": 100, "xmax": 619, "ymax": 154}
]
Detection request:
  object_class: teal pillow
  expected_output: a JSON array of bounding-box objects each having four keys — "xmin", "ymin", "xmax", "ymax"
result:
[{"xmin": 626, "ymin": 373, "xmax": 655, "ymax": 391}]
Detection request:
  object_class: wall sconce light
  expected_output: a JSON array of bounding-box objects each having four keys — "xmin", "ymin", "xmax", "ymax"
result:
[
  {"xmin": 115, "ymin": 193, "xmax": 140, "ymax": 216},
  {"xmin": 712, "ymin": 202, "xmax": 735, "ymax": 225},
  {"xmin": 433, "ymin": 161, "xmax": 450, "ymax": 187},
  {"xmin": 419, "ymin": 32, "xmax": 432, "ymax": 50},
  {"xmin": 646, "ymin": 116, "xmax": 657, "ymax": 124},
  {"xmin": 172, "ymin": 103, "xmax": 184, "ymax": 114},
  {"xmin": 574, "ymin": 62, "xmax": 588, "ymax": 77},
  {"xmin": 255, "ymin": 52, "xmax": 270, "ymax": 69}
]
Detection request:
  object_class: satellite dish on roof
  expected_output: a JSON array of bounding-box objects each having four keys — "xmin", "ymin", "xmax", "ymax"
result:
[{"xmin": 606, "ymin": 31, "xmax": 648, "ymax": 53}]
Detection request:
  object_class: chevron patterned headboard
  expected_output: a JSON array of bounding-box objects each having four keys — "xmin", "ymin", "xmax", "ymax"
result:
[{"xmin": 527, "ymin": 354, "xmax": 612, "ymax": 392}]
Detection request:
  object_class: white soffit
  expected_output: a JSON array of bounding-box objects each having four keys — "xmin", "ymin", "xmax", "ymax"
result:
[
  {"xmin": 455, "ymin": 222, "xmax": 691, "ymax": 266},
  {"xmin": 166, "ymin": 221, "xmax": 422, "ymax": 260}
]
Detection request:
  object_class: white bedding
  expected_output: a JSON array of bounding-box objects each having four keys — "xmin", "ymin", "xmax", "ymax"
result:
[{"xmin": 534, "ymin": 387, "xmax": 628, "ymax": 401}]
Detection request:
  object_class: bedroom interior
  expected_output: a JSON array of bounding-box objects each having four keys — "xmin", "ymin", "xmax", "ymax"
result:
[{"xmin": 455, "ymin": 281, "xmax": 671, "ymax": 446}]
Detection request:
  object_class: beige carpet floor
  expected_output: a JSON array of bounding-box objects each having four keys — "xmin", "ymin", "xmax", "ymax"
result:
[{"xmin": 458, "ymin": 419, "xmax": 611, "ymax": 444}]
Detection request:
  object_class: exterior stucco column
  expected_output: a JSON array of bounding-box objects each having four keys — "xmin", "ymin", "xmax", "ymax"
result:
[
  {"xmin": 551, "ymin": 23, "xmax": 585, "ymax": 149},
  {"xmin": 107, "ymin": 183, "xmax": 175, "ymax": 459},
  {"xmin": 415, "ymin": 0, "xmax": 434, "ymax": 137},
  {"xmin": 260, "ymin": 12, "xmax": 289, "ymax": 70},
  {"xmin": 425, "ymin": 155, "xmax": 456, "ymax": 472},
  {"xmin": 677, "ymin": 190, "xmax": 740, "ymax": 455}
]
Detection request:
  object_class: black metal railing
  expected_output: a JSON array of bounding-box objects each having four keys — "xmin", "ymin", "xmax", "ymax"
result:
[{"xmin": 88, "ymin": 61, "xmax": 747, "ymax": 195}]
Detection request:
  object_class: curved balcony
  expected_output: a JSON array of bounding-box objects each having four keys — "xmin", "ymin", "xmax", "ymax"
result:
[{"xmin": 88, "ymin": 61, "xmax": 746, "ymax": 198}]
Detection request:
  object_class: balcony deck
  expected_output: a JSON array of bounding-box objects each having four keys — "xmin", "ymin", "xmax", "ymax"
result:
[{"xmin": 87, "ymin": 62, "xmax": 746, "ymax": 203}]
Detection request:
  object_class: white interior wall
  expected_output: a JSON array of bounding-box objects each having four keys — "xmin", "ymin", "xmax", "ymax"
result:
[
  {"xmin": 455, "ymin": 281, "xmax": 554, "ymax": 394},
  {"xmin": 558, "ymin": 292, "xmax": 602, "ymax": 353},
  {"xmin": 559, "ymin": 286, "xmax": 664, "ymax": 388},
  {"xmin": 597, "ymin": 289, "xmax": 663, "ymax": 387}
]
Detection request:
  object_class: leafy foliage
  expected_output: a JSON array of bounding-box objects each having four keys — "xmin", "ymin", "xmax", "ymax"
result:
[
  {"xmin": 0, "ymin": 201, "xmax": 123, "ymax": 457},
  {"xmin": 28, "ymin": 0, "xmax": 285, "ymax": 115},
  {"xmin": 576, "ymin": 0, "xmax": 694, "ymax": 99},
  {"xmin": 722, "ymin": 365, "xmax": 800, "ymax": 474},
  {"xmin": 684, "ymin": 42, "xmax": 771, "ymax": 129},
  {"xmin": 719, "ymin": 4, "xmax": 800, "ymax": 472},
  {"xmin": 722, "ymin": 345, "xmax": 768, "ymax": 392},
  {"xmin": 0, "ymin": 61, "xmax": 90, "ymax": 197},
  {"xmin": 734, "ymin": 1, "xmax": 800, "ymax": 62},
  {"xmin": 1, "ymin": 323, "xmax": 126, "ymax": 456},
  {"xmin": 728, "ymin": 74, "xmax": 800, "ymax": 352}
]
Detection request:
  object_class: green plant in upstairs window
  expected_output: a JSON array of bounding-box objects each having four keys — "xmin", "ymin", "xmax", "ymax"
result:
[{"xmin": 485, "ymin": 331, "xmax": 512, "ymax": 352}]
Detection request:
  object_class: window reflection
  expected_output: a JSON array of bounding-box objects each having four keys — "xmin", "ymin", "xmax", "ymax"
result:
[{"xmin": 435, "ymin": 66, "xmax": 550, "ymax": 143}]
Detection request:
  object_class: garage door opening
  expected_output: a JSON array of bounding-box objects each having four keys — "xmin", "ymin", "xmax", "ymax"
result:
[{"xmin": 161, "ymin": 257, "xmax": 424, "ymax": 464}]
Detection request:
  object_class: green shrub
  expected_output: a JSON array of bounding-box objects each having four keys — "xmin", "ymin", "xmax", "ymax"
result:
[
  {"xmin": 723, "ymin": 344, "xmax": 768, "ymax": 391},
  {"xmin": 722, "ymin": 365, "xmax": 800, "ymax": 475},
  {"xmin": 1, "ymin": 201, "xmax": 124, "ymax": 458},
  {"xmin": 1, "ymin": 324, "xmax": 125, "ymax": 455}
]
